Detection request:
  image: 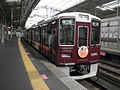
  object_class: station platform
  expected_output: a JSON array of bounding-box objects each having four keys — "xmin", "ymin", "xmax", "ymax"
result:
[
  {"xmin": 101, "ymin": 47, "xmax": 120, "ymax": 56},
  {"xmin": 0, "ymin": 37, "xmax": 87, "ymax": 90}
]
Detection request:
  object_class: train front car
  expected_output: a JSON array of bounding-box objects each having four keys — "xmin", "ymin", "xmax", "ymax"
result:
[{"xmin": 57, "ymin": 12, "xmax": 101, "ymax": 79}]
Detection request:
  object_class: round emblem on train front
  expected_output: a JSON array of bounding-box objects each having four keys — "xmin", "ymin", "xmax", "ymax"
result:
[{"xmin": 78, "ymin": 46, "xmax": 88, "ymax": 58}]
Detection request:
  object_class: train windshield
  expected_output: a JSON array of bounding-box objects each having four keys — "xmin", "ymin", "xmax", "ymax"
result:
[
  {"xmin": 60, "ymin": 18, "xmax": 75, "ymax": 45},
  {"xmin": 91, "ymin": 20, "xmax": 101, "ymax": 45},
  {"xmin": 78, "ymin": 26, "xmax": 88, "ymax": 47}
]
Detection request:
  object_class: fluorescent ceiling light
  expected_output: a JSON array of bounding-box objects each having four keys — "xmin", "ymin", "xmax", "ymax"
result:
[
  {"xmin": 96, "ymin": 0, "xmax": 120, "ymax": 11},
  {"xmin": 6, "ymin": 0, "xmax": 21, "ymax": 2}
]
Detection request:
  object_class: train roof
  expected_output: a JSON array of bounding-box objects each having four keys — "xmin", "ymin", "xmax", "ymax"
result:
[{"xmin": 38, "ymin": 12, "xmax": 101, "ymax": 25}]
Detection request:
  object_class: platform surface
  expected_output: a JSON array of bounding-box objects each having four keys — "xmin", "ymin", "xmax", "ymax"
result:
[
  {"xmin": 22, "ymin": 38, "xmax": 88, "ymax": 90},
  {"xmin": 0, "ymin": 38, "xmax": 32, "ymax": 90},
  {"xmin": 0, "ymin": 38, "xmax": 88, "ymax": 90}
]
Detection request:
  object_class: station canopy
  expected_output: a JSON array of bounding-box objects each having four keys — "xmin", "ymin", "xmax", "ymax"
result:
[
  {"xmin": 26, "ymin": 0, "xmax": 120, "ymax": 29},
  {"xmin": 25, "ymin": 0, "xmax": 86, "ymax": 28}
]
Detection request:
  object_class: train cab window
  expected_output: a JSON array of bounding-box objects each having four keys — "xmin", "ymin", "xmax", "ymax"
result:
[
  {"xmin": 59, "ymin": 18, "xmax": 75, "ymax": 45},
  {"xmin": 91, "ymin": 20, "xmax": 101, "ymax": 45},
  {"xmin": 78, "ymin": 26, "xmax": 88, "ymax": 47}
]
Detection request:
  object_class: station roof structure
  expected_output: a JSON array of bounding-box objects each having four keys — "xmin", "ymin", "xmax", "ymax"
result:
[
  {"xmin": 0, "ymin": 0, "xmax": 120, "ymax": 28},
  {"xmin": 26, "ymin": 0, "xmax": 120, "ymax": 28},
  {"xmin": 0, "ymin": 0, "xmax": 22, "ymax": 27},
  {"xmin": 62, "ymin": 0, "xmax": 120, "ymax": 19},
  {"xmin": 0, "ymin": 0, "xmax": 40, "ymax": 28}
]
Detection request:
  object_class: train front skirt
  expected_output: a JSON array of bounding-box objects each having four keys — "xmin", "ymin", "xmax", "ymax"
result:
[{"xmin": 59, "ymin": 63, "xmax": 99, "ymax": 80}]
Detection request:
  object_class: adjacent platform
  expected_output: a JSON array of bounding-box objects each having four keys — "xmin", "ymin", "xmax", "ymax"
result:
[
  {"xmin": 0, "ymin": 37, "xmax": 88, "ymax": 90},
  {"xmin": 101, "ymin": 47, "xmax": 120, "ymax": 56}
]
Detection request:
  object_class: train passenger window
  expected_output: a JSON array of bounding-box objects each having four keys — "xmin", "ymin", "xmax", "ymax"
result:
[
  {"xmin": 91, "ymin": 20, "xmax": 101, "ymax": 45},
  {"xmin": 35, "ymin": 30, "xmax": 39, "ymax": 42},
  {"xmin": 60, "ymin": 18, "xmax": 75, "ymax": 45},
  {"xmin": 41, "ymin": 28, "xmax": 47, "ymax": 45},
  {"xmin": 78, "ymin": 26, "xmax": 88, "ymax": 47},
  {"xmin": 33, "ymin": 30, "xmax": 35, "ymax": 41}
]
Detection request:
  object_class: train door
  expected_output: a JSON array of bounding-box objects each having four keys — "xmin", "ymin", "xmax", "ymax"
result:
[
  {"xmin": 38, "ymin": 26, "xmax": 42, "ymax": 51},
  {"xmin": 41, "ymin": 26, "xmax": 45, "ymax": 53},
  {"xmin": 30, "ymin": 29, "xmax": 33, "ymax": 44},
  {"xmin": 48, "ymin": 21, "xmax": 57, "ymax": 62},
  {"xmin": 74, "ymin": 25, "xmax": 90, "ymax": 75},
  {"xmin": 78, "ymin": 26, "xmax": 89, "ymax": 59}
]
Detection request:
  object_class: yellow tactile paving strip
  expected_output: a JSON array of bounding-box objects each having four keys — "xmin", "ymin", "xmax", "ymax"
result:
[{"xmin": 18, "ymin": 38, "xmax": 49, "ymax": 90}]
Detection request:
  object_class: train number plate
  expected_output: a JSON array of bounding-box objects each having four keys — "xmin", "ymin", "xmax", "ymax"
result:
[{"xmin": 79, "ymin": 64, "xmax": 90, "ymax": 72}]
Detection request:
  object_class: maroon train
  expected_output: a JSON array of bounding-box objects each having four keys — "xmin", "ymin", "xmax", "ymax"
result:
[{"xmin": 24, "ymin": 12, "xmax": 101, "ymax": 79}]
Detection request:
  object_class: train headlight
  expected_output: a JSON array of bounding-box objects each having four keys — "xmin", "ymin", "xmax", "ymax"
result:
[
  {"xmin": 91, "ymin": 52, "xmax": 98, "ymax": 56},
  {"xmin": 61, "ymin": 54, "xmax": 72, "ymax": 58}
]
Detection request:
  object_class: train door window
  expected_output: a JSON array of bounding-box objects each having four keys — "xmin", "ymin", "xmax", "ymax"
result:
[
  {"xmin": 91, "ymin": 20, "xmax": 101, "ymax": 45},
  {"xmin": 43, "ymin": 29, "xmax": 46, "ymax": 45},
  {"xmin": 34, "ymin": 30, "xmax": 36, "ymax": 41},
  {"xmin": 37, "ymin": 29, "xmax": 40, "ymax": 42},
  {"xmin": 41, "ymin": 28, "xmax": 44, "ymax": 44},
  {"xmin": 78, "ymin": 26, "xmax": 88, "ymax": 47},
  {"xmin": 35, "ymin": 29, "xmax": 39, "ymax": 42},
  {"xmin": 39, "ymin": 26, "xmax": 42, "ymax": 44},
  {"xmin": 33, "ymin": 30, "xmax": 35, "ymax": 41},
  {"xmin": 28, "ymin": 30, "xmax": 31, "ymax": 40},
  {"xmin": 42, "ymin": 27, "xmax": 48, "ymax": 46},
  {"xmin": 59, "ymin": 18, "xmax": 75, "ymax": 45}
]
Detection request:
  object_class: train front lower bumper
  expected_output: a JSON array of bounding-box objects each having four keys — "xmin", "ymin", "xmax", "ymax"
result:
[{"xmin": 59, "ymin": 63, "xmax": 99, "ymax": 80}]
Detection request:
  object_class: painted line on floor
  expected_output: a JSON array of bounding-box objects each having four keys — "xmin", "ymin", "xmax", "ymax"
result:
[{"xmin": 18, "ymin": 38, "xmax": 49, "ymax": 90}]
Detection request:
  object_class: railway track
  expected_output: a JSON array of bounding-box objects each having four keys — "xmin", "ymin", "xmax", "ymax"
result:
[
  {"xmin": 99, "ymin": 61, "xmax": 120, "ymax": 76},
  {"xmin": 78, "ymin": 73, "xmax": 120, "ymax": 90},
  {"xmin": 100, "ymin": 59, "xmax": 120, "ymax": 68},
  {"xmin": 99, "ymin": 59, "xmax": 120, "ymax": 88},
  {"xmin": 77, "ymin": 77, "xmax": 109, "ymax": 90}
]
